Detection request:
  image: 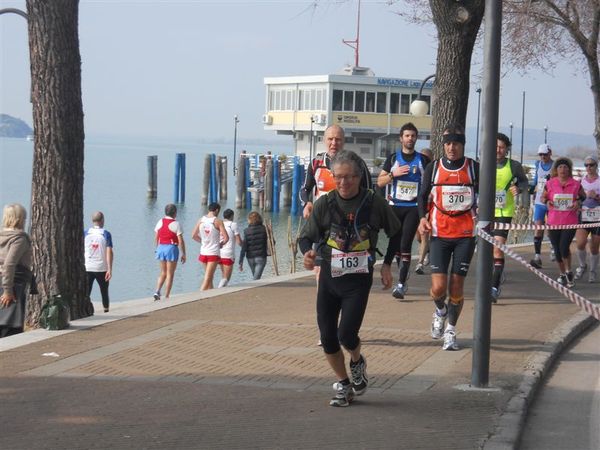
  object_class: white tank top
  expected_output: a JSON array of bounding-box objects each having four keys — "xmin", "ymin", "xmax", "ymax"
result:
[{"xmin": 200, "ymin": 216, "xmax": 221, "ymax": 256}]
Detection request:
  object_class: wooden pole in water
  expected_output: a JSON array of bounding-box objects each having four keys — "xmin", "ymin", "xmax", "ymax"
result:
[
  {"xmin": 202, "ymin": 154, "xmax": 211, "ymax": 205},
  {"xmin": 266, "ymin": 220, "xmax": 279, "ymax": 276},
  {"xmin": 180, "ymin": 153, "xmax": 186, "ymax": 203},
  {"xmin": 264, "ymin": 158, "xmax": 273, "ymax": 211},
  {"xmin": 235, "ymin": 155, "xmax": 245, "ymax": 208},
  {"xmin": 147, "ymin": 155, "xmax": 157, "ymax": 198},
  {"xmin": 220, "ymin": 156, "xmax": 228, "ymax": 200},
  {"xmin": 244, "ymin": 157, "xmax": 251, "ymax": 208}
]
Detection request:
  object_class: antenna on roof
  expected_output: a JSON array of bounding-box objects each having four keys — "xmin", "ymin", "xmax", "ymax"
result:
[{"xmin": 342, "ymin": 0, "xmax": 361, "ymax": 67}]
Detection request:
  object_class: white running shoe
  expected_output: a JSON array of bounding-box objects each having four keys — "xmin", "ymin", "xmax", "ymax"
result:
[
  {"xmin": 589, "ymin": 271, "xmax": 597, "ymax": 283},
  {"xmin": 415, "ymin": 263, "xmax": 425, "ymax": 275},
  {"xmin": 574, "ymin": 264, "xmax": 587, "ymax": 280},
  {"xmin": 431, "ymin": 312, "xmax": 447, "ymax": 340},
  {"xmin": 330, "ymin": 382, "xmax": 355, "ymax": 407},
  {"xmin": 350, "ymin": 355, "xmax": 368, "ymax": 396},
  {"xmin": 442, "ymin": 330, "xmax": 459, "ymax": 351},
  {"xmin": 550, "ymin": 248, "xmax": 556, "ymax": 261}
]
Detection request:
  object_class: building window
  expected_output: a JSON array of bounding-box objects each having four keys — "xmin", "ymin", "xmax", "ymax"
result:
[
  {"xmin": 344, "ymin": 137, "xmax": 354, "ymax": 144},
  {"xmin": 275, "ymin": 91, "xmax": 281, "ymax": 111},
  {"xmin": 366, "ymin": 92, "xmax": 375, "ymax": 112},
  {"xmin": 400, "ymin": 94, "xmax": 411, "ymax": 114},
  {"xmin": 333, "ymin": 90, "xmax": 343, "ymax": 111},
  {"xmin": 355, "ymin": 91, "xmax": 365, "ymax": 112},
  {"xmin": 356, "ymin": 137, "xmax": 372, "ymax": 144},
  {"xmin": 343, "ymin": 91, "xmax": 354, "ymax": 111},
  {"xmin": 376, "ymin": 92, "xmax": 386, "ymax": 113},
  {"xmin": 390, "ymin": 93, "xmax": 399, "ymax": 114},
  {"xmin": 298, "ymin": 90, "xmax": 304, "ymax": 110},
  {"xmin": 316, "ymin": 89, "xmax": 323, "ymax": 110}
]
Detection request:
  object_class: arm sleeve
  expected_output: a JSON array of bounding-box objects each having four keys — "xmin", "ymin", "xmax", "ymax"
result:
[
  {"xmin": 382, "ymin": 154, "xmax": 393, "ymax": 173},
  {"xmin": 298, "ymin": 197, "xmax": 325, "ymax": 253},
  {"xmin": 418, "ymin": 162, "xmax": 435, "ymax": 219},
  {"xmin": 299, "ymin": 160, "xmax": 316, "ymax": 204}
]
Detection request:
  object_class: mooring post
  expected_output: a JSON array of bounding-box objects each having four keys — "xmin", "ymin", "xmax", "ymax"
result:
[
  {"xmin": 173, "ymin": 153, "xmax": 181, "ymax": 203},
  {"xmin": 180, "ymin": 153, "xmax": 186, "ymax": 203},
  {"xmin": 220, "ymin": 156, "xmax": 228, "ymax": 200},
  {"xmin": 202, "ymin": 154, "xmax": 211, "ymax": 205},
  {"xmin": 244, "ymin": 157, "xmax": 251, "ymax": 208},
  {"xmin": 147, "ymin": 155, "xmax": 157, "ymax": 198}
]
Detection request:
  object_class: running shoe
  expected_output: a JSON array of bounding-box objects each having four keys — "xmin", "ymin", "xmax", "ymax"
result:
[
  {"xmin": 415, "ymin": 263, "xmax": 425, "ymax": 275},
  {"xmin": 530, "ymin": 257, "xmax": 543, "ymax": 269},
  {"xmin": 550, "ymin": 248, "xmax": 556, "ymax": 261},
  {"xmin": 350, "ymin": 355, "xmax": 368, "ymax": 396},
  {"xmin": 392, "ymin": 283, "xmax": 407, "ymax": 299},
  {"xmin": 104, "ymin": 308, "xmax": 109, "ymax": 313},
  {"xmin": 491, "ymin": 287, "xmax": 501, "ymax": 303},
  {"xmin": 431, "ymin": 312, "xmax": 447, "ymax": 340},
  {"xmin": 589, "ymin": 271, "xmax": 597, "ymax": 283},
  {"xmin": 566, "ymin": 271, "xmax": 575, "ymax": 288},
  {"xmin": 574, "ymin": 264, "xmax": 587, "ymax": 280},
  {"xmin": 153, "ymin": 291, "xmax": 161, "ymax": 301},
  {"xmin": 330, "ymin": 381, "xmax": 354, "ymax": 407},
  {"xmin": 442, "ymin": 330, "xmax": 459, "ymax": 351},
  {"xmin": 556, "ymin": 274, "xmax": 567, "ymax": 286}
]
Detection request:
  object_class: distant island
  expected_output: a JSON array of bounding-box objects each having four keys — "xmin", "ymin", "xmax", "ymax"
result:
[{"xmin": 0, "ymin": 114, "xmax": 33, "ymax": 138}]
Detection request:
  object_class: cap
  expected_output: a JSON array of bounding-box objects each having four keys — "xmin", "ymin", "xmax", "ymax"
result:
[{"xmin": 537, "ymin": 144, "xmax": 551, "ymax": 154}]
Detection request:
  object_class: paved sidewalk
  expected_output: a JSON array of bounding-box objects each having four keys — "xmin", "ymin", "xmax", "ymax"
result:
[{"xmin": 0, "ymin": 245, "xmax": 598, "ymax": 450}]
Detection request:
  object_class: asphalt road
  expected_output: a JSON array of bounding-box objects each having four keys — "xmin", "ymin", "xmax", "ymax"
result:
[{"xmin": 520, "ymin": 322, "xmax": 600, "ymax": 450}]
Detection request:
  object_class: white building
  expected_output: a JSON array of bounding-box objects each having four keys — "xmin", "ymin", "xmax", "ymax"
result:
[{"xmin": 263, "ymin": 66, "xmax": 433, "ymax": 164}]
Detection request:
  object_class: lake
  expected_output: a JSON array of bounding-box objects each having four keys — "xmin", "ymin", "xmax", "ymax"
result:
[{"xmin": 0, "ymin": 135, "xmax": 310, "ymax": 302}]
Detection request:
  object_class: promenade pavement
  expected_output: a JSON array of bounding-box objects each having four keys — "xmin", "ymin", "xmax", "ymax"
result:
[{"xmin": 0, "ymin": 244, "xmax": 598, "ymax": 450}]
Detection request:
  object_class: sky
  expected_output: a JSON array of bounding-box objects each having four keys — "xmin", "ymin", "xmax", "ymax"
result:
[{"xmin": 0, "ymin": 0, "xmax": 596, "ymax": 145}]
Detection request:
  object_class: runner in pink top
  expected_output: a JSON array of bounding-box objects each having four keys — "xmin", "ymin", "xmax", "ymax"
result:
[{"xmin": 542, "ymin": 158, "xmax": 586, "ymax": 287}]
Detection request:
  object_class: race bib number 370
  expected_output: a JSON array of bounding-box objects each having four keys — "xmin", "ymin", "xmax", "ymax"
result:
[
  {"xmin": 441, "ymin": 186, "xmax": 473, "ymax": 211},
  {"xmin": 330, "ymin": 249, "xmax": 369, "ymax": 278}
]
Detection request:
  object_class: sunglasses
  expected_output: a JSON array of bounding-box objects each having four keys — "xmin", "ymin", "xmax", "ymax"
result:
[{"xmin": 584, "ymin": 163, "xmax": 597, "ymax": 167}]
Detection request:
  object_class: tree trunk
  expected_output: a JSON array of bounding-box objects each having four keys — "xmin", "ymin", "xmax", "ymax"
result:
[
  {"xmin": 430, "ymin": 0, "xmax": 484, "ymax": 157},
  {"xmin": 25, "ymin": 0, "xmax": 92, "ymax": 326}
]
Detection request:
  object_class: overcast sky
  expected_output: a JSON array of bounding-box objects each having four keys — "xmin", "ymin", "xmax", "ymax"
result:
[{"xmin": 0, "ymin": 0, "xmax": 595, "ymax": 142}]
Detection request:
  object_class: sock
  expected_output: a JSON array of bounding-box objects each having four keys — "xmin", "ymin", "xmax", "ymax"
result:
[
  {"xmin": 577, "ymin": 249, "xmax": 588, "ymax": 268},
  {"xmin": 534, "ymin": 236, "xmax": 542, "ymax": 256},
  {"xmin": 445, "ymin": 324, "xmax": 456, "ymax": 333},
  {"xmin": 492, "ymin": 258, "xmax": 505, "ymax": 288},
  {"xmin": 432, "ymin": 294, "xmax": 447, "ymax": 313},
  {"xmin": 590, "ymin": 254, "xmax": 599, "ymax": 272},
  {"xmin": 339, "ymin": 378, "xmax": 350, "ymax": 386}
]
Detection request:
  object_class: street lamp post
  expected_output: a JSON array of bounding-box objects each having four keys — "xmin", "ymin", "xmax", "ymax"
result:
[
  {"xmin": 233, "ymin": 115, "xmax": 239, "ymax": 176},
  {"xmin": 509, "ymin": 122, "xmax": 513, "ymax": 142},
  {"xmin": 544, "ymin": 125, "xmax": 548, "ymax": 144},
  {"xmin": 309, "ymin": 115, "xmax": 315, "ymax": 161},
  {"xmin": 410, "ymin": 74, "xmax": 435, "ymax": 116},
  {"xmin": 520, "ymin": 91, "xmax": 526, "ymax": 164},
  {"xmin": 475, "ymin": 87, "xmax": 482, "ymax": 160}
]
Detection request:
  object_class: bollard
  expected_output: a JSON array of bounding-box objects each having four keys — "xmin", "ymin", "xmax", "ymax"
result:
[
  {"xmin": 236, "ymin": 155, "xmax": 246, "ymax": 208},
  {"xmin": 180, "ymin": 153, "xmax": 186, "ymax": 203},
  {"xmin": 147, "ymin": 155, "xmax": 157, "ymax": 198},
  {"xmin": 174, "ymin": 153, "xmax": 181, "ymax": 203},
  {"xmin": 245, "ymin": 157, "xmax": 251, "ymax": 208},
  {"xmin": 210, "ymin": 153, "xmax": 218, "ymax": 204},
  {"xmin": 291, "ymin": 156, "xmax": 300, "ymax": 214},
  {"xmin": 264, "ymin": 158, "xmax": 273, "ymax": 211},
  {"xmin": 202, "ymin": 154, "xmax": 211, "ymax": 205},
  {"xmin": 220, "ymin": 156, "xmax": 228, "ymax": 200},
  {"xmin": 273, "ymin": 157, "xmax": 280, "ymax": 213}
]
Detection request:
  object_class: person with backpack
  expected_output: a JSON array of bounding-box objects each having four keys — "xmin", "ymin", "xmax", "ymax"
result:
[{"xmin": 299, "ymin": 150, "xmax": 400, "ymax": 407}]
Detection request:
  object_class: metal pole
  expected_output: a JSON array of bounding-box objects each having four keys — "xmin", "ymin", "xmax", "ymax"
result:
[
  {"xmin": 520, "ymin": 91, "xmax": 526, "ymax": 164},
  {"xmin": 309, "ymin": 117, "xmax": 314, "ymax": 161},
  {"xmin": 475, "ymin": 87, "xmax": 482, "ymax": 160},
  {"xmin": 233, "ymin": 115, "xmax": 239, "ymax": 176},
  {"xmin": 471, "ymin": 0, "xmax": 503, "ymax": 388},
  {"xmin": 544, "ymin": 125, "xmax": 548, "ymax": 144},
  {"xmin": 509, "ymin": 123, "xmax": 513, "ymax": 142}
]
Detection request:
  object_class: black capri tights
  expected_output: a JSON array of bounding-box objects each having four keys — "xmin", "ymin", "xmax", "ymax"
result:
[
  {"xmin": 317, "ymin": 264, "xmax": 373, "ymax": 354},
  {"xmin": 548, "ymin": 229, "xmax": 576, "ymax": 263}
]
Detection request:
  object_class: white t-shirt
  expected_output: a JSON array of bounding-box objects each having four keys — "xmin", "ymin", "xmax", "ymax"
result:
[{"xmin": 220, "ymin": 220, "xmax": 240, "ymax": 260}]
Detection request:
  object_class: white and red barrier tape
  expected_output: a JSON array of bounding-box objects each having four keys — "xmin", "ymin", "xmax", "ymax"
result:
[
  {"xmin": 477, "ymin": 227, "xmax": 600, "ymax": 320},
  {"xmin": 493, "ymin": 221, "xmax": 600, "ymax": 231}
]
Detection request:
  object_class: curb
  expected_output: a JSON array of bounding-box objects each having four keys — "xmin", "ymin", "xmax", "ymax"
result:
[{"xmin": 482, "ymin": 311, "xmax": 599, "ymax": 450}]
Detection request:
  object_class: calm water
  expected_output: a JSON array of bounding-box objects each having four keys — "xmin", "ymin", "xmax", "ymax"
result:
[{"xmin": 0, "ymin": 135, "xmax": 309, "ymax": 302}]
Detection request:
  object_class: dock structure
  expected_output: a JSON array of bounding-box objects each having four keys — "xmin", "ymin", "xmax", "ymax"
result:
[{"xmin": 235, "ymin": 154, "xmax": 304, "ymax": 214}]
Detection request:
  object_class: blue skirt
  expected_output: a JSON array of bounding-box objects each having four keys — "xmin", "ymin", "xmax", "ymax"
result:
[{"xmin": 156, "ymin": 244, "xmax": 179, "ymax": 262}]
